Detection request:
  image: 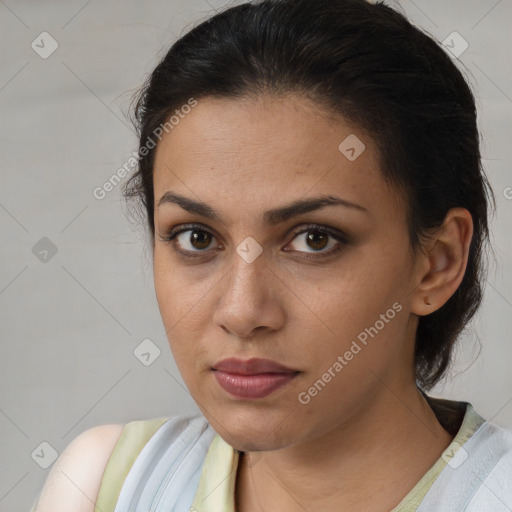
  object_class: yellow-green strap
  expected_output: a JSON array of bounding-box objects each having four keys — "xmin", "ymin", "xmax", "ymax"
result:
[{"xmin": 95, "ymin": 417, "xmax": 169, "ymax": 512}]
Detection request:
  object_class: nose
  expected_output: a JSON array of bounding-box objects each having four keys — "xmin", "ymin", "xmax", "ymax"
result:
[{"xmin": 212, "ymin": 248, "xmax": 285, "ymax": 339}]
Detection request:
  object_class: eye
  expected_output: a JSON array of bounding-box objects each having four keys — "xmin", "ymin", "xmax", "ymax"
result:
[
  {"xmin": 158, "ymin": 222, "xmax": 348, "ymax": 260},
  {"xmin": 284, "ymin": 224, "xmax": 348, "ymax": 259},
  {"xmin": 159, "ymin": 223, "xmax": 220, "ymax": 258}
]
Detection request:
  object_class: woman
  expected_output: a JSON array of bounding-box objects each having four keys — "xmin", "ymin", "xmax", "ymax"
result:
[{"xmin": 32, "ymin": 0, "xmax": 512, "ymax": 510}]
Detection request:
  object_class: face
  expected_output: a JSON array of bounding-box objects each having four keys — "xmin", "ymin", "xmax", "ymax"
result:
[{"xmin": 153, "ymin": 94, "xmax": 423, "ymax": 452}]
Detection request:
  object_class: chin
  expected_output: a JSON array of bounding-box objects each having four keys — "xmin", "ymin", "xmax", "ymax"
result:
[
  {"xmin": 220, "ymin": 429, "xmax": 293, "ymax": 453},
  {"xmin": 202, "ymin": 406, "xmax": 301, "ymax": 452}
]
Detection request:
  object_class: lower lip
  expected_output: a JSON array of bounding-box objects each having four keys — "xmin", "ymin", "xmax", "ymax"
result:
[{"xmin": 213, "ymin": 370, "xmax": 299, "ymax": 399}]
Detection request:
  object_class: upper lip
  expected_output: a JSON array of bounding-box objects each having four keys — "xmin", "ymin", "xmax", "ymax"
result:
[{"xmin": 212, "ymin": 357, "xmax": 298, "ymax": 375}]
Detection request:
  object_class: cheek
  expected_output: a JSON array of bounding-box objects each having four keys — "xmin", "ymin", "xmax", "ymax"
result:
[
  {"xmin": 299, "ymin": 249, "xmax": 410, "ymax": 371},
  {"xmin": 153, "ymin": 253, "xmax": 200, "ymax": 359},
  {"xmin": 308, "ymin": 252, "xmax": 402, "ymax": 328},
  {"xmin": 154, "ymin": 250, "xmax": 204, "ymax": 327},
  {"xmin": 293, "ymin": 301, "xmax": 408, "ymax": 430},
  {"xmin": 154, "ymin": 257, "xmax": 179, "ymax": 329}
]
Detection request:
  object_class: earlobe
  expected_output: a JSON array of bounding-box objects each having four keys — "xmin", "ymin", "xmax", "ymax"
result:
[{"xmin": 411, "ymin": 208, "xmax": 473, "ymax": 316}]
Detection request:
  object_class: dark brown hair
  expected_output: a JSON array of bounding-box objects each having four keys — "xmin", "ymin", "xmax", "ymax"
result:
[{"xmin": 124, "ymin": 0, "xmax": 495, "ymax": 390}]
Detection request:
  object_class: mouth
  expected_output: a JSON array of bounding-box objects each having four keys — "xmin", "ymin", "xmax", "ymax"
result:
[
  {"xmin": 211, "ymin": 357, "xmax": 300, "ymax": 400},
  {"xmin": 212, "ymin": 370, "xmax": 300, "ymax": 399}
]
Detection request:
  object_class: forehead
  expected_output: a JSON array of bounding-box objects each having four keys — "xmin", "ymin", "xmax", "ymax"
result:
[{"xmin": 152, "ymin": 94, "xmax": 404, "ymax": 224}]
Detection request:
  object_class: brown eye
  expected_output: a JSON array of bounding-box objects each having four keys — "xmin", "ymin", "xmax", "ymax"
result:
[
  {"xmin": 305, "ymin": 230, "xmax": 329, "ymax": 251},
  {"xmin": 174, "ymin": 228, "xmax": 216, "ymax": 251},
  {"xmin": 286, "ymin": 226, "xmax": 344, "ymax": 256},
  {"xmin": 160, "ymin": 222, "xmax": 348, "ymax": 261}
]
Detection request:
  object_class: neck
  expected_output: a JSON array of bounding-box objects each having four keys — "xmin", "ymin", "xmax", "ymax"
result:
[{"xmin": 235, "ymin": 385, "xmax": 454, "ymax": 512}]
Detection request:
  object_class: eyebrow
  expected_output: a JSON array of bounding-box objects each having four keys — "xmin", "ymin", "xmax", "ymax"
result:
[{"xmin": 158, "ymin": 191, "xmax": 367, "ymax": 225}]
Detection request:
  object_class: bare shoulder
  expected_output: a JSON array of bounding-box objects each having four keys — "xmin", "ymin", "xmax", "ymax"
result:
[{"xmin": 34, "ymin": 423, "xmax": 125, "ymax": 512}]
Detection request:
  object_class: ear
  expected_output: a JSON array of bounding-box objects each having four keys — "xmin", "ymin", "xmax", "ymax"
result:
[{"xmin": 411, "ymin": 207, "xmax": 473, "ymax": 316}]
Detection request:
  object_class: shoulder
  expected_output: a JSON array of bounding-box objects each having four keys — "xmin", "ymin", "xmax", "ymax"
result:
[
  {"xmin": 33, "ymin": 423, "xmax": 125, "ymax": 512},
  {"xmin": 100, "ymin": 414, "xmax": 216, "ymax": 512},
  {"xmin": 464, "ymin": 421, "xmax": 512, "ymax": 509},
  {"xmin": 423, "ymin": 420, "xmax": 512, "ymax": 511},
  {"xmin": 33, "ymin": 414, "xmax": 213, "ymax": 512},
  {"xmin": 459, "ymin": 418, "xmax": 512, "ymax": 477},
  {"xmin": 483, "ymin": 421, "xmax": 512, "ymax": 468},
  {"xmin": 476, "ymin": 420, "xmax": 512, "ymax": 455}
]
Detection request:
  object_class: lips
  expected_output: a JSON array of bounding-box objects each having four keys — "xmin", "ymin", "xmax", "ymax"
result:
[
  {"xmin": 212, "ymin": 357, "xmax": 299, "ymax": 400},
  {"xmin": 212, "ymin": 357, "xmax": 297, "ymax": 375}
]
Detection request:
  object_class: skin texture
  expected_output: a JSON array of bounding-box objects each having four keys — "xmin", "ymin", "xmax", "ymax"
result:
[
  {"xmin": 152, "ymin": 94, "xmax": 473, "ymax": 511},
  {"xmin": 33, "ymin": 424, "xmax": 124, "ymax": 512}
]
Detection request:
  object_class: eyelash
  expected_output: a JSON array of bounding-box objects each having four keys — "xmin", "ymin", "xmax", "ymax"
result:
[{"xmin": 158, "ymin": 222, "xmax": 349, "ymax": 261}]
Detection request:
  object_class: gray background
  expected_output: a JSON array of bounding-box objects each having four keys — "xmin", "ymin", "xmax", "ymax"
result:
[{"xmin": 1, "ymin": 1, "xmax": 511, "ymax": 511}]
